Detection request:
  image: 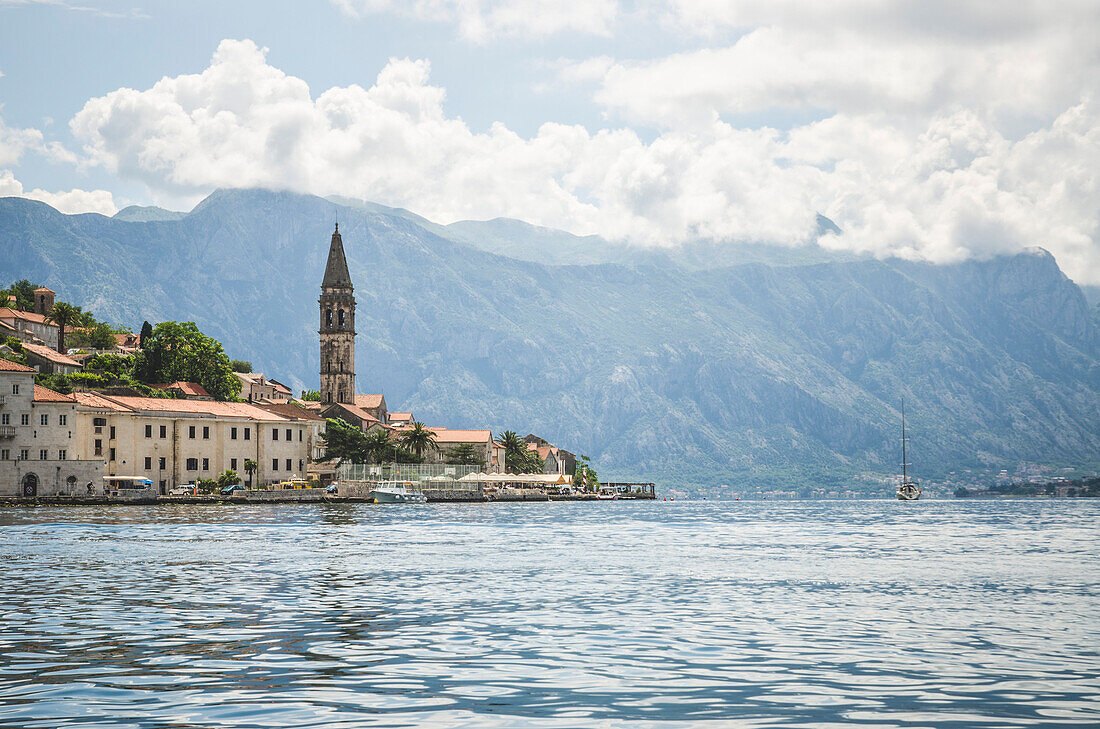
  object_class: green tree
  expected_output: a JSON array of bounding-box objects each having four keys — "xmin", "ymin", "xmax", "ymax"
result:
[
  {"xmin": 320, "ymin": 418, "xmax": 368, "ymax": 465},
  {"xmin": 2, "ymin": 280, "xmax": 38, "ymax": 311},
  {"xmin": 364, "ymin": 428, "xmax": 393, "ymax": 464},
  {"xmin": 130, "ymin": 321, "xmax": 242, "ymax": 401},
  {"xmin": 44, "ymin": 301, "xmax": 82, "ymax": 354},
  {"xmin": 69, "ymin": 321, "xmax": 116, "ymax": 351},
  {"xmin": 216, "ymin": 469, "xmax": 241, "ymax": 489},
  {"xmin": 139, "ymin": 320, "xmax": 153, "ymax": 348},
  {"xmin": 243, "ymin": 459, "xmax": 258, "ymax": 489},
  {"xmin": 300, "ymin": 389, "xmax": 322, "ymax": 401},
  {"xmin": 573, "ymin": 455, "xmax": 599, "ymax": 492},
  {"xmin": 444, "ymin": 443, "xmax": 485, "ymax": 466},
  {"xmin": 196, "ymin": 478, "xmax": 219, "ymax": 494},
  {"xmin": 400, "ymin": 421, "xmax": 438, "ymax": 460},
  {"xmin": 229, "ymin": 359, "xmax": 252, "ymax": 373},
  {"xmin": 497, "ymin": 430, "xmax": 544, "ymax": 473}
]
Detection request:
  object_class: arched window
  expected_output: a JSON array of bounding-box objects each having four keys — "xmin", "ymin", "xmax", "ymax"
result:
[
  {"xmin": 326, "ymin": 309, "xmax": 333, "ymax": 327},
  {"xmin": 338, "ymin": 309, "xmax": 345, "ymax": 328}
]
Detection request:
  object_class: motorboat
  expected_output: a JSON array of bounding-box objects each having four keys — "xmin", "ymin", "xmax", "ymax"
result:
[{"xmin": 369, "ymin": 482, "xmax": 427, "ymax": 504}]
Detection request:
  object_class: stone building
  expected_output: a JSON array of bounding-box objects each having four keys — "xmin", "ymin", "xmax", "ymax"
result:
[
  {"xmin": 72, "ymin": 394, "xmax": 315, "ymax": 493},
  {"xmin": 0, "ymin": 358, "xmax": 102, "ymax": 496},
  {"xmin": 319, "ymin": 223, "xmax": 356, "ymax": 405}
]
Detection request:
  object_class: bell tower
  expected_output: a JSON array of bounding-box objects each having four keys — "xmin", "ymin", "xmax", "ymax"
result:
[{"xmin": 319, "ymin": 223, "xmax": 356, "ymax": 405}]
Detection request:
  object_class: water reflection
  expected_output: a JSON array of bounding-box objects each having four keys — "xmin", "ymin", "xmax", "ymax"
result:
[{"xmin": 0, "ymin": 500, "xmax": 1098, "ymax": 727}]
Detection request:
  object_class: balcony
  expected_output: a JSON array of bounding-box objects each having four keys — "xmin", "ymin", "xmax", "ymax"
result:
[{"xmin": 0, "ymin": 425, "xmax": 15, "ymax": 439}]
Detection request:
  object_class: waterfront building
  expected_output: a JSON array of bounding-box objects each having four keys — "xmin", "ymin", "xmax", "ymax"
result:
[
  {"xmin": 413, "ymin": 427, "xmax": 505, "ymax": 469},
  {"xmin": 319, "ymin": 223, "xmax": 356, "ymax": 406},
  {"xmin": 524, "ymin": 434, "xmax": 577, "ymax": 475},
  {"xmin": 0, "ymin": 358, "xmax": 102, "ymax": 496},
  {"xmin": 71, "ymin": 394, "xmax": 314, "ymax": 493}
]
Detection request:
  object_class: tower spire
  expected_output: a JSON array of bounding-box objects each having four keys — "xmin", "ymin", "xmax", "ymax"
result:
[{"xmin": 319, "ymin": 222, "xmax": 356, "ymax": 405}]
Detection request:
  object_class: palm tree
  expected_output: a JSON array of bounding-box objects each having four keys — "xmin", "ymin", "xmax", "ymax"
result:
[
  {"xmin": 44, "ymin": 301, "xmax": 82, "ymax": 354},
  {"xmin": 364, "ymin": 428, "xmax": 392, "ymax": 464},
  {"xmin": 400, "ymin": 421, "xmax": 437, "ymax": 461},
  {"xmin": 497, "ymin": 430, "xmax": 530, "ymax": 473},
  {"xmin": 243, "ymin": 459, "xmax": 258, "ymax": 489}
]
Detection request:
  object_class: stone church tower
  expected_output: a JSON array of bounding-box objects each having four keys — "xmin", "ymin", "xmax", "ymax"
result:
[{"xmin": 319, "ymin": 223, "xmax": 356, "ymax": 405}]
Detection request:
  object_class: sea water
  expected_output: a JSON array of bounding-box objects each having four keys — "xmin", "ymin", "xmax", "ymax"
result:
[{"xmin": 0, "ymin": 500, "xmax": 1097, "ymax": 727}]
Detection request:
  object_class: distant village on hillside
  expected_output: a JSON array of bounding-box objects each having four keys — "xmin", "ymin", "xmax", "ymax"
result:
[{"xmin": 0, "ymin": 225, "xmax": 587, "ymax": 498}]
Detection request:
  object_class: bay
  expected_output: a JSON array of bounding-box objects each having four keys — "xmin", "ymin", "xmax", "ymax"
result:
[{"xmin": 0, "ymin": 500, "xmax": 1097, "ymax": 727}]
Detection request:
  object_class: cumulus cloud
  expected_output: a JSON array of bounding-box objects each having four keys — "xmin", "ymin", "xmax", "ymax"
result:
[
  {"xmin": 68, "ymin": 38, "xmax": 1100, "ymax": 283},
  {"xmin": 0, "ymin": 115, "xmax": 118, "ymax": 215},
  {"xmin": 332, "ymin": 0, "xmax": 617, "ymax": 41}
]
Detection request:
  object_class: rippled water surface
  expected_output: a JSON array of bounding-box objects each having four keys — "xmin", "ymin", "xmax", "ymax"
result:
[{"xmin": 1, "ymin": 500, "xmax": 1098, "ymax": 727}]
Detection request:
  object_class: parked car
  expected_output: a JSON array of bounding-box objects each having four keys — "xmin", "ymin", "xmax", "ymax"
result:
[
  {"xmin": 220, "ymin": 484, "xmax": 244, "ymax": 495},
  {"xmin": 325, "ymin": 484, "xmax": 338, "ymax": 494},
  {"xmin": 169, "ymin": 484, "xmax": 197, "ymax": 496}
]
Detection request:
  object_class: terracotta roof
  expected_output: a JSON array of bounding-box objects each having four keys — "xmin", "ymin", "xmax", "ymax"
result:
[
  {"xmin": 354, "ymin": 394, "xmax": 385, "ymax": 409},
  {"xmin": 428, "ymin": 427, "xmax": 492, "ymax": 443},
  {"xmin": 255, "ymin": 402, "xmax": 326, "ymax": 421},
  {"xmin": 0, "ymin": 358, "xmax": 35, "ymax": 372},
  {"xmin": 102, "ymin": 396, "xmax": 290, "ymax": 420},
  {"xmin": 21, "ymin": 341, "xmax": 82, "ymax": 367},
  {"xmin": 388, "ymin": 411, "xmax": 413, "ymax": 420},
  {"xmin": 326, "ymin": 402, "xmax": 381, "ymax": 424},
  {"xmin": 33, "ymin": 384, "xmax": 74, "ymax": 402},
  {"xmin": 0, "ymin": 307, "xmax": 51, "ymax": 325},
  {"xmin": 73, "ymin": 391, "xmax": 135, "ymax": 412},
  {"xmin": 269, "ymin": 379, "xmax": 293, "ymax": 395},
  {"xmin": 33, "ymin": 287, "xmax": 55, "ymax": 294},
  {"xmin": 149, "ymin": 381, "xmax": 211, "ymax": 397}
]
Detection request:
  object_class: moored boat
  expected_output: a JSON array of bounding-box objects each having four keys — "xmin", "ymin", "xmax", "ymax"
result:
[{"xmin": 369, "ymin": 482, "xmax": 427, "ymax": 504}]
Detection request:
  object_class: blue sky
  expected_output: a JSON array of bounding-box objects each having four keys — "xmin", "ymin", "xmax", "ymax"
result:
[{"xmin": 1, "ymin": 0, "xmax": 1098, "ymax": 283}]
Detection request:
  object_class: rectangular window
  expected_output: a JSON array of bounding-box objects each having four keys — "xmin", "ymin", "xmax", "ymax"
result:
[
  {"xmin": 109, "ymin": 426, "xmax": 115, "ymax": 439},
  {"xmin": 159, "ymin": 480, "xmax": 167, "ymax": 491},
  {"xmin": 231, "ymin": 427, "xmax": 238, "ymax": 440},
  {"xmin": 230, "ymin": 458, "xmax": 238, "ymax": 471},
  {"xmin": 39, "ymin": 449, "xmax": 48, "ymax": 460},
  {"xmin": 299, "ymin": 429, "xmax": 303, "ymax": 442},
  {"xmin": 272, "ymin": 458, "xmax": 279, "ymax": 471},
  {"xmin": 285, "ymin": 458, "xmax": 292, "ymax": 472},
  {"xmin": 202, "ymin": 458, "xmax": 209, "ymax": 471},
  {"xmin": 1, "ymin": 414, "xmax": 8, "ymax": 425},
  {"xmin": 109, "ymin": 447, "xmax": 116, "ymax": 461},
  {"xmin": 58, "ymin": 414, "xmax": 66, "ymax": 426},
  {"xmin": 160, "ymin": 425, "xmax": 167, "ymax": 438},
  {"xmin": 144, "ymin": 457, "xmax": 152, "ymax": 470},
  {"xmin": 202, "ymin": 426, "xmax": 209, "ymax": 440},
  {"xmin": 93, "ymin": 417, "xmax": 106, "ymax": 427},
  {"xmin": 285, "ymin": 428, "xmax": 292, "ymax": 441},
  {"xmin": 186, "ymin": 458, "xmax": 198, "ymax": 471},
  {"xmin": 188, "ymin": 425, "xmax": 196, "ymax": 439},
  {"xmin": 244, "ymin": 427, "xmax": 251, "ymax": 440},
  {"xmin": 0, "ymin": 450, "xmax": 8, "ymax": 460},
  {"xmin": 94, "ymin": 439, "xmax": 102, "ymax": 456},
  {"xmin": 19, "ymin": 449, "xmax": 29, "ymax": 460},
  {"xmin": 159, "ymin": 457, "xmax": 166, "ymax": 470},
  {"xmin": 21, "ymin": 414, "xmax": 29, "ymax": 426},
  {"xmin": 11, "ymin": 384, "xmax": 18, "ymax": 395},
  {"xmin": 272, "ymin": 428, "xmax": 279, "ymax": 441},
  {"xmin": 145, "ymin": 424, "xmax": 152, "ymax": 438},
  {"xmin": 40, "ymin": 414, "xmax": 48, "ymax": 426},
  {"xmin": 58, "ymin": 449, "xmax": 66, "ymax": 461}
]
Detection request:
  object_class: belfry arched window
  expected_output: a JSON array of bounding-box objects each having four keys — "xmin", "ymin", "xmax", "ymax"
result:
[
  {"xmin": 326, "ymin": 309, "xmax": 333, "ymax": 327},
  {"xmin": 338, "ymin": 310, "xmax": 345, "ymax": 328}
]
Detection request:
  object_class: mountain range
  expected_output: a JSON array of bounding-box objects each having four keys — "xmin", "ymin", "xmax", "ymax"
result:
[{"xmin": 3, "ymin": 188, "xmax": 1097, "ymax": 491}]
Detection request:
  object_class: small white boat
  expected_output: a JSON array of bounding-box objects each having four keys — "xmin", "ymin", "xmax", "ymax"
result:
[{"xmin": 369, "ymin": 482, "xmax": 427, "ymax": 504}]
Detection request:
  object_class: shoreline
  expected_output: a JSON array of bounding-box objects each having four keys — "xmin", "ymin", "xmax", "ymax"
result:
[{"xmin": 0, "ymin": 493, "xmax": 656, "ymax": 507}]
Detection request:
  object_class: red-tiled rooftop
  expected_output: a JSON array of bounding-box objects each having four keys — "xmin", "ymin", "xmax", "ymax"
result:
[
  {"xmin": 21, "ymin": 341, "xmax": 82, "ymax": 367},
  {"xmin": 0, "ymin": 307, "xmax": 51, "ymax": 325},
  {"xmin": 72, "ymin": 392, "xmax": 135, "ymax": 412},
  {"xmin": 104, "ymin": 396, "xmax": 289, "ymax": 420},
  {"xmin": 33, "ymin": 385, "xmax": 74, "ymax": 402},
  {"xmin": 0, "ymin": 358, "xmax": 35, "ymax": 372},
  {"xmin": 354, "ymin": 394, "xmax": 385, "ymax": 409},
  {"xmin": 149, "ymin": 381, "xmax": 212, "ymax": 397}
]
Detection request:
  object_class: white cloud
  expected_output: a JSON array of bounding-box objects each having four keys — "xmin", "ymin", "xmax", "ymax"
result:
[
  {"xmin": 68, "ymin": 38, "xmax": 1100, "ymax": 284},
  {"xmin": 332, "ymin": 0, "xmax": 617, "ymax": 41}
]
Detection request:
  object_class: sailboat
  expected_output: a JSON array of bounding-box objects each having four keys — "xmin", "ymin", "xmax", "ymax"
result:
[{"xmin": 896, "ymin": 401, "xmax": 922, "ymax": 501}]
